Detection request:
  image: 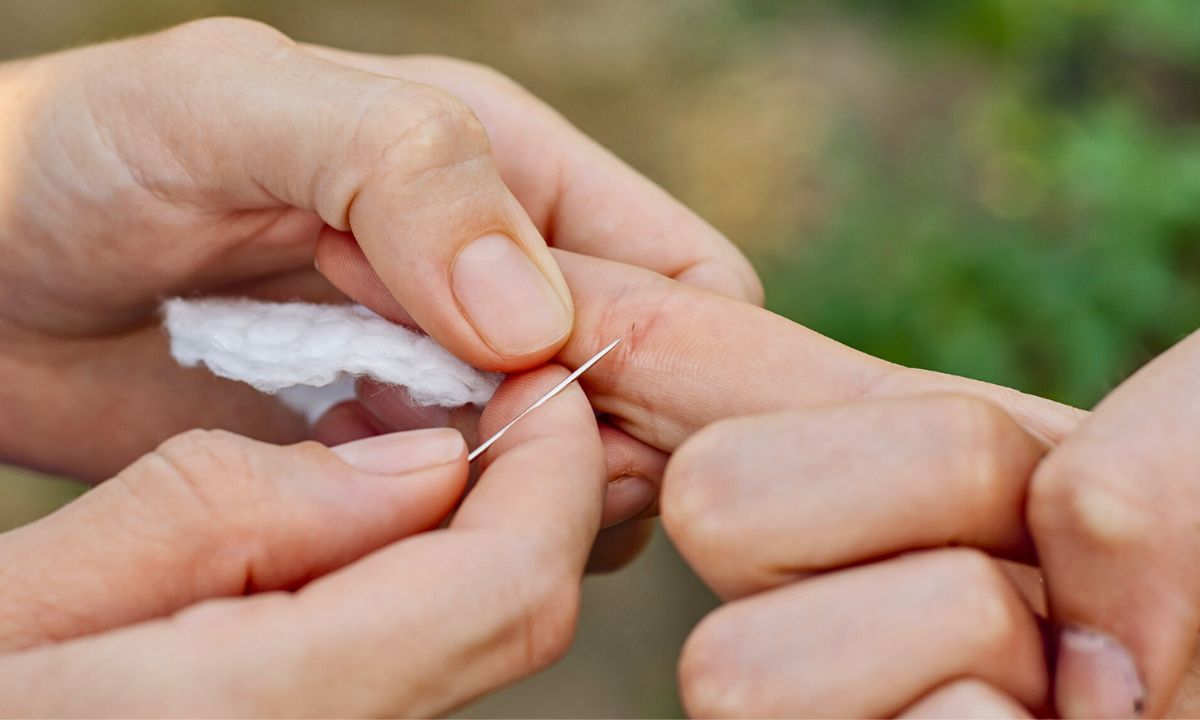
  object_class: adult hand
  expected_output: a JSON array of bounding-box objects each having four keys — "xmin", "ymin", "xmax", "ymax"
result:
[
  {"xmin": 1028, "ymin": 326, "xmax": 1200, "ymax": 717},
  {"xmin": 664, "ymin": 394, "xmax": 1051, "ymax": 717},
  {"xmin": 658, "ymin": 329, "xmax": 1200, "ymax": 715},
  {"xmin": 0, "ymin": 365, "xmax": 606, "ymax": 716},
  {"xmin": 339, "ymin": 250, "xmax": 1200, "ymax": 713},
  {"xmin": 0, "ymin": 17, "xmax": 758, "ymax": 480},
  {"xmin": 329, "ymin": 250, "xmax": 1084, "ymax": 550}
]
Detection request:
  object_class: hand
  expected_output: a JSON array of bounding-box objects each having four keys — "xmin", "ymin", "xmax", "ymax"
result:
[
  {"xmin": 341, "ymin": 249, "xmax": 1200, "ymax": 713},
  {"xmin": 0, "ymin": 17, "xmax": 759, "ymax": 480},
  {"xmin": 337, "ymin": 249, "xmax": 1084, "ymax": 451},
  {"xmin": 0, "ymin": 365, "xmax": 606, "ymax": 716},
  {"xmin": 659, "ymin": 328, "xmax": 1200, "ymax": 716},
  {"xmin": 664, "ymin": 394, "xmax": 1051, "ymax": 717},
  {"xmin": 330, "ymin": 250, "xmax": 1083, "ymax": 550}
]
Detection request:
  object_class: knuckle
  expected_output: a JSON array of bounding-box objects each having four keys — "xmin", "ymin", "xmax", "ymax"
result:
[
  {"xmin": 1029, "ymin": 445, "xmax": 1156, "ymax": 551},
  {"xmin": 661, "ymin": 429, "xmax": 717, "ymax": 534},
  {"xmin": 104, "ymin": 430, "xmax": 272, "ymax": 589},
  {"xmin": 678, "ymin": 611, "xmax": 759, "ymax": 718},
  {"xmin": 356, "ymin": 85, "xmax": 491, "ymax": 185},
  {"xmin": 938, "ymin": 549, "xmax": 1024, "ymax": 656},
  {"xmin": 446, "ymin": 57, "xmax": 527, "ymax": 95},
  {"xmin": 941, "ymin": 394, "xmax": 1026, "ymax": 513},
  {"xmin": 152, "ymin": 17, "xmax": 292, "ymax": 55},
  {"xmin": 741, "ymin": 267, "xmax": 766, "ymax": 306},
  {"xmin": 501, "ymin": 537, "xmax": 582, "ymax": 673},
  {"xmin": 524, "ymin": 579, "xmax": 581, "ymax": 671},
  {"xmin": 678, "ymin": 255, "xmax": 765, "ymax": 306},
  {"xmin": 135, "ymin": 429, "xmax": 261, "ymax": 518},
  {"xmin": 661, "ymin": 424, "xmax": 738, "ymax": 567}
]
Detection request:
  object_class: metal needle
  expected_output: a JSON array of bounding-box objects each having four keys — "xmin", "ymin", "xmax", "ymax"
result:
[{"xmin": 467, "ymin": 337, "xmax": 622, "ymax": 462}]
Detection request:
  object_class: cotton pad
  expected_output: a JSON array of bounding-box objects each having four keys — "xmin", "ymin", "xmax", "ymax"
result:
[{"xmin": 163, "ymin": 298, "xmax": 502, "ymax": 411}]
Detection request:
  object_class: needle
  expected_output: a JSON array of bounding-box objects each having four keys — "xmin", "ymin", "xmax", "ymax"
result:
[{"xmin": 467, "ymin": 337, "xmax": 622, "ymax": 462}]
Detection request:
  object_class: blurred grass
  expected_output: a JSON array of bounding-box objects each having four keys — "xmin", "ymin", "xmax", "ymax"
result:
[{"xmin": 2, "ymin": 0, "xmax": 1198, "ymax": 716}]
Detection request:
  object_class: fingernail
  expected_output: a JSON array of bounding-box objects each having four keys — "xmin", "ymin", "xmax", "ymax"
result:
[
  {"xmin": 452, "ymin": 233, "xmax": 571, "ymax": 356},
  {"xmin": 332, "ymin": 427, "xmax": 465, "ymax": 475},
  {"xmin": 1056, "ymin": 625, "xmax": 1145, "ymax": 718},
  {"xmin": 601, "ymin": 475, "xmax": 657, "ymax": 528}
]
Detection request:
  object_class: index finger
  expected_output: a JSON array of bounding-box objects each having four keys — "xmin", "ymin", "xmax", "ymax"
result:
[{"xmin": 551, "ymin": 250, "xmax": 1084, "ymax": 450}]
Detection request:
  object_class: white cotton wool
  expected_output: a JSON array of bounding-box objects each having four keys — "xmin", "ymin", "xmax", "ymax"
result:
[{"xmin": 163, "ymin": 298, "xmax": 503, "ymax": 408}]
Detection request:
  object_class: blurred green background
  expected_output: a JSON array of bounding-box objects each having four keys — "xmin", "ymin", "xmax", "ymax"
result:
[{"xmin": 2, "ymin": 0, "xmax": 1199, "ymax": 716}]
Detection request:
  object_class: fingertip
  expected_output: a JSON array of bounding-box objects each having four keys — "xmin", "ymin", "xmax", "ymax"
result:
[
  {"xmin": 476, "ymin": 365, "xmax": 587, "ymax": 444},
  {"xmin": 457, "ymin": 365, "xmax": 606, "ymax": 547},
  {"xmin": 315, "ymin": 226, "xmax": 567, "ymax": 371}
]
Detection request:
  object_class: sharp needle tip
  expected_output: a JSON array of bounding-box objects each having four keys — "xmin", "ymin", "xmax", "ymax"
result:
[{"xmin": 466, "ymin": 338, "xmax": 622, "ymax": 462}]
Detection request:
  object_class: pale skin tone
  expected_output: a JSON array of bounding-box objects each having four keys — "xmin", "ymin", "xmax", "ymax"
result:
[
  {"xmin": 0, "ymin": 17, "xmax": 750, "ymax": 712},
  {"xmin": 0, "ymin": 16, "xmax": 751, "ymax": 568},
  {"xmin": 0, "ymin": 366, "xmax": 610, "ymax": 716},
  {"xmin": 3, "ymin": 15, "xmax": 1197, "ymax": 719},
  {"xmin": 0, "ymin": 17, "xmax": 759, "ymax": 482},
  {"xmin": 333, "ymin": 249, "xmax": 1200, "ymax": 717}
]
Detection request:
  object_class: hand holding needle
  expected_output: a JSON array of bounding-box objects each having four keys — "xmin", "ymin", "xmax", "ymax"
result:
[{"xmin": 467, "ymin": 338, "xmax": 623, "ymax": 462}]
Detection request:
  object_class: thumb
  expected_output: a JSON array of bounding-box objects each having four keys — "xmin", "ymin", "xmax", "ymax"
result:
[
  {"xmin": 0, "ymin": 427, "xmax": 467, "ymax": 651},
  {"xmin": 103, "ymin": 18, "xmax": 572, "ymax": 369},
  {"xmin": 1029, "ymin": 329, "xmax": 1200, "ymax": 718}
]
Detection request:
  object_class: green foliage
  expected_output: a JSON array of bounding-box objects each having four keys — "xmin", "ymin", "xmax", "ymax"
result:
[{"xmin": 761, "ymin": 0, "xmax": 1200, "ymax": 408}]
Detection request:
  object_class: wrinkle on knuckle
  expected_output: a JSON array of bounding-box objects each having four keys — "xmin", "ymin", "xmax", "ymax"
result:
[
  {"xmin": 121, "ymin": 429, "xmax": 265, "ymax": 550},
  {"xmin": 358, "ymin": 86, "xmax": 491, "ymax": 187},
  {"xmin": 333, "ymin": 84, "xmax": 494, "ymax": 230}
]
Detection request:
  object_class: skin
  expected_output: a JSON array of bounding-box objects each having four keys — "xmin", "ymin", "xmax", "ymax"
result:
[
  {"xmin": 341, "ymin": 251, "xmax": 1200, "ymax": 716},
  {"xmin": 0, "ymin": 366, "xmax": 608, "ymax": 716},
  {"xmin": 0, "ymin": 18, "xmax": 753, "ymax": 712},
  {"xmin": 5, "ymin": 15, "xmax": 1195, "ymax": 718},
  {"xmin": 0, "ymin": 17, "xmax": 760, "ymax": 483},
  {"xmin": 662, "ymin": 376, "xmax": 1200, "ymax": 717}
]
